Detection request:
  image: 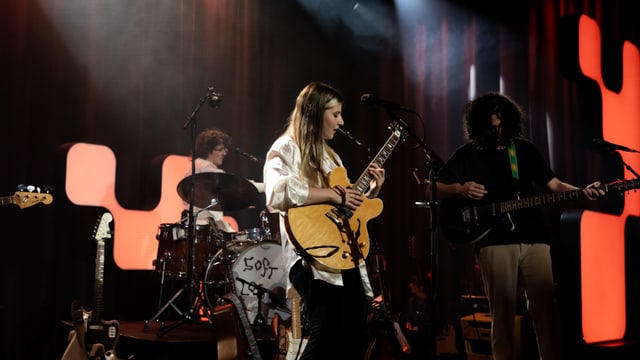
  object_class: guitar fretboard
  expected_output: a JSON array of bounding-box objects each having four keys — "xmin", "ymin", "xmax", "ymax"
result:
[
  {"xmin": 353, "ymin": 127, "xmax": 403, "ymax": 195},
  {"xmin": 497, "ymin": 190, "xmax": 583, "ymax": 213}
]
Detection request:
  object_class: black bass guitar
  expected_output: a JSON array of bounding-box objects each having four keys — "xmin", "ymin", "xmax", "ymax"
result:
[{"xmin": 440, "ymin": 178, "xmax": 640, "ymax": 245}]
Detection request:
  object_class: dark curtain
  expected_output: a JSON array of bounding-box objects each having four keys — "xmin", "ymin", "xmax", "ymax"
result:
[{"xmin": 1, "ymin": 0, "xmax": 638, "ymax": 359}]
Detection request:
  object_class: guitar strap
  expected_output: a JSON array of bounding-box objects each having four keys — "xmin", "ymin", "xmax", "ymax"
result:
[
  {"xmin": 359, "ymin": 262, "xmax": 374, "ymax": 298},
  {"xmin": 223, "ymin": 292, "xmax": 263, "ymax": 360},
  {"xmin": 507, "ymin": 143, "xmax": 521, "ymax": 198}
]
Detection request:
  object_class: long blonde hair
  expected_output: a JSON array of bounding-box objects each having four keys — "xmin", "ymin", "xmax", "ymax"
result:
[{"xmin": 286, "ymin": 81, "xmax": 343, "ymax": 187}]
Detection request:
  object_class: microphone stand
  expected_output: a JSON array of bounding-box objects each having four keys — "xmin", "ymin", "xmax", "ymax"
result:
[
  {"xmin": 152, "ymin": 88, "xmax": 219, "ymax": 337},
  {"xmin": 602, "ymin": 147, "xmax": 640, "ymax": 179},
  {"xmin": 383, "ymin": 108, "xmax": 460, "ymax": 360}
]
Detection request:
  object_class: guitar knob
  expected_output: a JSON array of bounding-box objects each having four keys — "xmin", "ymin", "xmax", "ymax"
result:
[{"xmin": 342, "ymin": 252, "xmax": 350, "ymax": 259}]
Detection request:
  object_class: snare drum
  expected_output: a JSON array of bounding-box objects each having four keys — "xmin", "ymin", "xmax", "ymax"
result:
[
  {"xmin": 154, "ymin": 223, "xmax": 218, "ymax": 278},
  {"xmin": 232, "ymin": 242, "xmax": 288, "ymax": 324}
]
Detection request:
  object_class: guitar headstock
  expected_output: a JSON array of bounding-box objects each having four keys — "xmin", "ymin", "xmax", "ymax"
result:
[
  {"xmin": 10, "ymin": 185, "xmax": 53, "ymax": 209},
  {"xmin": 93, "ymin": 212, "xmax": 113, "ymax": 241},
  {"xmin": 388, "ymin": 121, "xmax": 408, "ymax": 139}
]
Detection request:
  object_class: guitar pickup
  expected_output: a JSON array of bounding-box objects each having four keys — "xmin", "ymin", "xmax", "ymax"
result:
[{"xmin": 325, "ymin": 209, "xmax": 343, "ymax": 226}]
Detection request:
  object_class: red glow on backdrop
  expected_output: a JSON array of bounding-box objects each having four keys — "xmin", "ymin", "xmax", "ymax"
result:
[{"xmin": 577, "ymin": 15, "xmax": 640, "ymax": 344}]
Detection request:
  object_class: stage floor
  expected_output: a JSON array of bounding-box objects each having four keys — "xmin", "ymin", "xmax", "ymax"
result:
[{"xmin": 116, "ymin": 320, "xmax": 276, "ymax": 360}]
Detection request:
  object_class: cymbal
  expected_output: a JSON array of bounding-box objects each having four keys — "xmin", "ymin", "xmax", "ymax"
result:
[{"xmin": 177, "ymin": 172, "xmax": 260, "ymax": 211}]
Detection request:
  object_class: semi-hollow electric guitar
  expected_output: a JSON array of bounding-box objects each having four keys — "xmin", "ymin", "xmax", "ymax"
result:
[
  {"xmin": 440, "ymin": 178, "xmax": 640, "ymax": 245},
  {"xmin": 72, "ymin": 212, "xmax": 120, "ymax": 359},
  {"xmin": 285, "ymin": 124, "xmax": 405, "ymax": 271},
  {"xmin": 1, "ymin": 185, "xmax": 53, "ymax": 209}
]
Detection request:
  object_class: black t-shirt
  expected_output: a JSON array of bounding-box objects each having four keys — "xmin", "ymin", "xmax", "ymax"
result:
[{"xmin": 438, "ymin": 138, "xmax": 556, "ymax": 248}]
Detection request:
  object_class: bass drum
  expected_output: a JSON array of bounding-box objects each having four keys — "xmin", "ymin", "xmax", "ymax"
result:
[{"xmin": 232, "ymin": 242, "xmax": 290, "ymax": 325}]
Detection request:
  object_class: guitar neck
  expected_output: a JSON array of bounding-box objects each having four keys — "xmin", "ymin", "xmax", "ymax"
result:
[
  {"xmin": 288, "ymin": 287, "xmax": 303, "ymax": 340},
  {"xmin": 352, "ymin": 127, "xmax": 403, "ymax": 195},
  {"xmin": 487, "ymin": 178, "xmax": 640, "ymax": 214},
  {"xmin": 0, "ymin": 196, "xmax": 14, "ymax": 206},
  {"xmin": 92, "ymin": 238, "xmax": 105, "ymax": 322},
  {"xmin": 90, "ymin": 212, "xmax": 112, "ymax": 322},
  {"xmin": 490, "ymin": 189, "xmax": 584, "ymax": 214}
]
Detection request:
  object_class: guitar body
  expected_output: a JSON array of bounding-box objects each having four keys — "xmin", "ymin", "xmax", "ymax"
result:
[
  {"xmin": 440, "ymin": 197, "xmax": 515, "ymax": 245},
  {"xmin": 286, "ymin": 167, "xmax": 383, "ymax": 271},
  {"xmin": 85, "ymin": 317, "xmax": 120, "ymax": 358}
]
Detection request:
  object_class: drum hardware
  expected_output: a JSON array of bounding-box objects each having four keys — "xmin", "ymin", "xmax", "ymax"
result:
[
  {"xmin": 145, "ymin": 221, "xmax": 221, "ymax": 332},
  {"xmin": 260, "ymin": 210, "xmax": 272, "ymax": 239},
  {"xmin": 235, "ymin": 276, "xmax": 274, "ymax": 338},
  {"xmin": 179, "ymin": 197, "xmax": 219, "ymax": 223},
  {"xmin": 260, "ymin": 209, "xmax": 281, "ymax": 243}
]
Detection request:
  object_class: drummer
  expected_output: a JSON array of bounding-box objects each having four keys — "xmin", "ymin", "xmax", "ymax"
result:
[{"xmin": 182, "ymin": 127, "xmax": 264, "ymax": 232}]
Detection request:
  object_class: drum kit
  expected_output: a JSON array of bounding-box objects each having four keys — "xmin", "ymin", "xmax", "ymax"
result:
[{"xmin": 146, "ymin": 172, "xmax": 288, "ymax": 335}]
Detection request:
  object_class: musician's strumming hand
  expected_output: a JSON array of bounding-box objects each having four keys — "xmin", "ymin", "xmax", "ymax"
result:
[{"xmin": 459, "ymin": 181, "xmax": 487, "ymax": 200}]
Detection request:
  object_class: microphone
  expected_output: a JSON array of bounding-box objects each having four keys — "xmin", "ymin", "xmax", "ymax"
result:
[
  {"xmin": 235, "ymin": 147, "xmax": 264, "ymax": 163},
  {"xmin": 207, "ymin": 87, "xmax": 223, "ymax": 108},
  {"xmin": 361, "ymin": 94, "xmax": 416, "ymax": 114},
  {"xmin": 592, "ymin": 138, "xmax": 640, "ymax": 153},
  {"xmin": 336, "ymin": 128, "xmax": 370, "ymax": 153}
]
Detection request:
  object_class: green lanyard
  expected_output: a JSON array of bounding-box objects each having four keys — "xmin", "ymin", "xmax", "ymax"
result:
[
  {"xmin": 507, "ymin": 143, "xmax": 519, "ymax": 180},
  {"xmin": 507, "ymin": 143, "xmax": 520, "ymax": 198}
]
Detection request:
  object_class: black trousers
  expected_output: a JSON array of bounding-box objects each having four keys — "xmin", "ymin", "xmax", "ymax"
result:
[{"xmin": 290, "ymin": 260, "xmax": 369, "ymax": 360}]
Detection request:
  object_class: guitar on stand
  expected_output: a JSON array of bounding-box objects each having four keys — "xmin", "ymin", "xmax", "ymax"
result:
[
  {"xmin": 71, "ymin": 212, "xmax": 120, "ymax": 360},
  {"xmin": 272, "ymin": 286, "xmax": 307, "ymax": 360}
]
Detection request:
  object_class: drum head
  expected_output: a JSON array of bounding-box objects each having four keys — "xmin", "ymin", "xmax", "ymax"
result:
[{"xmin": 231, "ymin": 242, "xmax": 289, "ymax": 324}]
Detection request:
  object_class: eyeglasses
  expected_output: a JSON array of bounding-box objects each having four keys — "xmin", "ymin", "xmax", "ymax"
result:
[{"xmin": 213, "ymin": 146, "xmax": 229, "ymax": 153}]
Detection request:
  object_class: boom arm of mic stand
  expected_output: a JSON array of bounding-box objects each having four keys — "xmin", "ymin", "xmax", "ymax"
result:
[{"xmin": 605, "ymin": 148, "xmax": 640, "ymax": 179}]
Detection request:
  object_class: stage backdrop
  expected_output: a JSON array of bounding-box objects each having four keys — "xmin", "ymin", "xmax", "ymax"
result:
[{"xmin": 1, "ymin": 0, "xmax": 639, "ymax": 359}]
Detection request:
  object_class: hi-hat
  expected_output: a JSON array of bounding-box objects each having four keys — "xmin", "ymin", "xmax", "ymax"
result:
[{"xmin": 177, "ymin": 172, "xmax": 259, "ymax": 211}]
